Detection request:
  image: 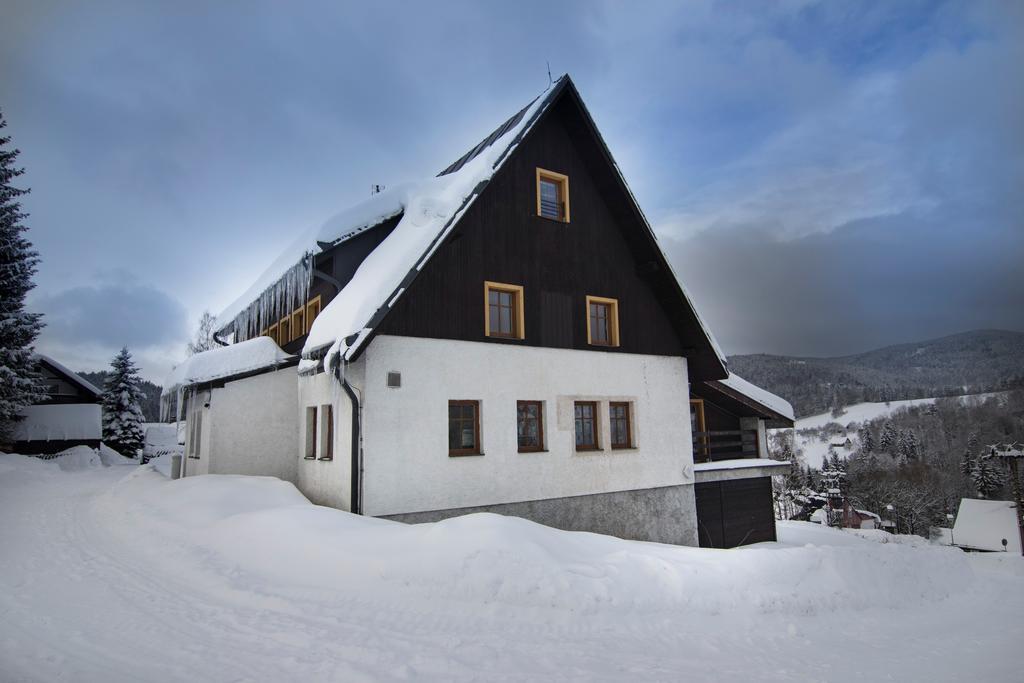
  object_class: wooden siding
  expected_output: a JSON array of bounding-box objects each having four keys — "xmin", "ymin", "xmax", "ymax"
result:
[
  {"xmin": 695, "ymin": 477, "xmax": 777, "ymax": 548},
  {"xmin": 377, "ymin": 95, "xmax": 689, "ymax": 357}
]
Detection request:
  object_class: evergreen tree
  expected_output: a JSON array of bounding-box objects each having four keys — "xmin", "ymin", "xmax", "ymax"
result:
[
  {"xmin": 805, "ymin": 465, "xmax": 814, "ymax": 489},
  {"xmin": 830, "ymin": 451, "xmax": 842, "ymax": 470},
  {"xmin": 904, "ymin": 431, "xmax": 920, "ymax": 462},
  {"xmin": 186, "ymin": 311, "xmax": 218, "ymax": 356},
  {"xmin": 101, "ymin": 347, "xmax": 146, "ymax": 457},
  {"xmin": 960, "ymin": 449, "xmax": 975, "ymax": 477},
  {"xmin": 966, "ymin": 432, "xmax": 980, "ymax": 457},
  {"xmin": 879, "ymin": 420, "xmax": 897, "ymax": 453},
  {"xmin": 0, "ymin": 110, "xmax": 45, "ymax": 444},
  {"xmin": 970, "ymin": 454, "xmax": 1005, "ymax": 499},
  {"xmin": 859, "ymin": 426, "xmax": 876, "ymax": 454}
]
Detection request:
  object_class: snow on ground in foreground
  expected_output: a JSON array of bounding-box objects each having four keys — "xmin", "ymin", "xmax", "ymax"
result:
[{"xmin": 0, "ymin": 457, "xmax": 1020, "ymax": 682}]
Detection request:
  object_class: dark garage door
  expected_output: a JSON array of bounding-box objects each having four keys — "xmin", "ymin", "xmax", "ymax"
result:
[{"xmin": 695, "ymin": 476, "xmax": 776, "ymax": 548}]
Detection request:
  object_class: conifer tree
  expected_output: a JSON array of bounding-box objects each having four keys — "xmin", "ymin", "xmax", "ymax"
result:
[
  {"xmin": 859, "ymin": 426, "xmax": 875, "ymax": 454},
  {"xmin": 879, "ymin": 420, "xmax": 897, "ymax": 453},
  {"xmin": 971, "ymin": 454, "xmax": 1005, "ymax": 499},
  {"xmin": 960, "ymin": 449, "xmax": 975, "ymax": 477},
  {"xmin": 0, "ymin": 110, "xmax": 45, "ymax": 443},
  {"xmin": 101, "ymin": 347, "xmax": 146, "ymax": 457}
]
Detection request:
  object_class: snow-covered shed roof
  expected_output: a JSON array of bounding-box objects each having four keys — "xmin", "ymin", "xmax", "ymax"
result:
[
  {"xmin": 215, "ymin": 75, "xmax": 728, "ymax": 377},
  {"xmin": 36, "ymin": 354, "xmax": 102, "ymax": 399},
  {"xmin": 952, "ymin": 499, "xmax": 1021, "ymax": 553},
  {"xmin": 161, "ymin": 338, "xmax": 296, "ymax": 396}
]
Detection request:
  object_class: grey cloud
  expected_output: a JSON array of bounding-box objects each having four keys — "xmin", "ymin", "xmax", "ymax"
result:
[{"xmin": 33, "ymin": 279, "xmax": 189, "ymax": 351}]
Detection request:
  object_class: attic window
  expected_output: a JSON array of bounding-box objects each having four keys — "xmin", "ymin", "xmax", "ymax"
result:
[
  {"xmin": 484, "ymin": 281, "xmax": 525, "ymax": 339},
  {"xmin": 536, "ymin": 168, "xmax": 569, "ymax": 222}
]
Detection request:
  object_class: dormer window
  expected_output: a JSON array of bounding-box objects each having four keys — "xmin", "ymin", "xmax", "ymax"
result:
[{"xmin": 536, "ymin": 168, "xmax": 569, "ymax": 222}]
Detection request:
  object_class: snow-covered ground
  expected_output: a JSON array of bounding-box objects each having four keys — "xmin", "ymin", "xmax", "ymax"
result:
[{"xmin": 0, "ymin": 455, "xmax": 1020, "ymax": 682}]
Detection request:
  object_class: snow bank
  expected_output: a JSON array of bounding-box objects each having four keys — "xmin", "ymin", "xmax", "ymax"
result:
[
  {"xmin": 51, "ymin": 445, "xmax": 102, "ymax": 471},
  {"xmin": 102, "ymin": 471, "xmax": 974, "ymax": 617},
  {"xmin": 719, "ymin": 373, "xmax": 795, "ymax": 421},
  {"xmin": 162, "ymin": 337, "xmax": 294, "ymax": 395},
  {"xmin": 11, "ymin": 403, "xmax": 101, "ymax": 441}
]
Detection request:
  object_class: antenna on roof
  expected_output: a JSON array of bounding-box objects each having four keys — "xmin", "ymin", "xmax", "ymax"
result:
[
  {"xmin": 371, "ymin": 184, "xmax": 385, "ymax": 195},
  {"xmin": 546, "ymin": 61, "xmax": 552, "ymax": 86}
]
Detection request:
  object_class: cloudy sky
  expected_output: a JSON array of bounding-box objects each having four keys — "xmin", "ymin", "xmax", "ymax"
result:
[{"xmin": 2, "ymin": 0, "xmax": 1022, "ymax": 382}]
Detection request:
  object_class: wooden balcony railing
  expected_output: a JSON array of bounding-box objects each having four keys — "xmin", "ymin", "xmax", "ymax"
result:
[{"xmin": 692, "ymin": 429, "xmax": 760, "ymax": 463}]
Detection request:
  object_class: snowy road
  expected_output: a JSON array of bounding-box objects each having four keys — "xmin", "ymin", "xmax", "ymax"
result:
[{"xmin": 0, "ymin": 456, "xmax": 1021, "ymax": 682}]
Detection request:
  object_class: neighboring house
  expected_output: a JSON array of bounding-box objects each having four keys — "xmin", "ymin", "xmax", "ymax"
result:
[
  {"xmin": 11, "ymin": 355, "xmax": 102, "ymax": 454},
  {"xmin": 951, "ymin": 499, "xmax": 1021, "ymax": 553},
  {"xmin": 163, "ymin": 75, "xmax": 794, "ymax": 548}
]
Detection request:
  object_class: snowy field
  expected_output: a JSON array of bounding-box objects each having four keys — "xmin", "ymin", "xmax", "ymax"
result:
[{"xmin": 0, "ymin": 453, "xmax": 1021, "ymax": 682}]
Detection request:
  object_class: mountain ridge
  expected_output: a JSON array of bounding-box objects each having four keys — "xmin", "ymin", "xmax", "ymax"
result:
[{"xmin": 728, "ymin": 329, "xmax": 1024, "ymax": 418}]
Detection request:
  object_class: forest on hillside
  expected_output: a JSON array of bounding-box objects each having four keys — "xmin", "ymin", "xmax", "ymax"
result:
[
  {"xmin": 771, "ymin": 390, "xmax": 1024, "ymax": 535},
  {"xmin": 731, "ymin": 330, "xmax": 1024, "ymax": 417}
]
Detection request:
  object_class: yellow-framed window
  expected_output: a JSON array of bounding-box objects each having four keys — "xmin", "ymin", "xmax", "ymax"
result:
[
  {"xmin": 291, "ymin": 307, "xmax": 305, "ymax": 341},
  {"xmin": 586, "ymin": 295, "xmax": 620, "ymax": 347},
  {"xmin": 536, "ymin": 167, "xmax": 570, "ymax": 222},
  {"xmin": 484, "ymin": 281, "xmax": 525, "ymax": 339},
  {"xmin": 305, "ymin": 295, "xmax": 322, "ymax": 334}
]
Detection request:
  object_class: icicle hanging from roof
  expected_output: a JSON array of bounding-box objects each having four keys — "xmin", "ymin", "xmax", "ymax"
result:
[{"xmin": 226, "ymin": 254, "xmax": 314, "ymax": 341}]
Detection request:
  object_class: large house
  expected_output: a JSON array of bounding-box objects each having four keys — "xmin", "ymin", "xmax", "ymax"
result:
[{"xmin": 163, "ymin": 75, "xmax": 794, "ymax": 548}]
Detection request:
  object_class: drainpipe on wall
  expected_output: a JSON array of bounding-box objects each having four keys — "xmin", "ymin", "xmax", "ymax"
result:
[{"xmin": 332, "ymin": 348, "xmax": 362, "ymax": 515}]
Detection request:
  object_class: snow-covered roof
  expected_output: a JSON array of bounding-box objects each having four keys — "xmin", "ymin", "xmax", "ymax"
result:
[
  {"xmin": 214, "ymin": 75, "xmax": 728, "ymax": 377},
  {"xmin": 714, "ymin": 373, "xmax": 795, "ymax": 422},
  {"xmin": 162, "ymin": 338, "xmax": 295, "ymax": 396},
  {"xmin": 952, "ymin": 499, "xmax": 1021, "ymax": 553},
  {"xmin": 36, "ymin": 354, "xmax": 101, "ymax": 398}
]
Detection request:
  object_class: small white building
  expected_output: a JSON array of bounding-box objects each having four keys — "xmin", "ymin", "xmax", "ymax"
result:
[
  {"xmin": 165, "ymin": 75, "xmax": 795, "ymax": 548},
  {"xmin": 951, "ymin": 499, "xmax": 1022, "ymax": 553},
  {"xmin": 11, "ymin": 355, "xmax": 102, "ymax": 455}
]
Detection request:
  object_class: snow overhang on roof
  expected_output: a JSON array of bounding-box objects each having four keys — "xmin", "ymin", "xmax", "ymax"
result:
[
  {"xmin": 704, "ymin": 373, "xmax": 795, "ymax": 426},
  {"xmin": 162, "ymin": 337, "xmax": 296, "ymax": 396}
]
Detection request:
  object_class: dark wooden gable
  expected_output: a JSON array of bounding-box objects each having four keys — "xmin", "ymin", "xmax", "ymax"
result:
[
  {"xmin": 376, "ymin": 81, "xmax": 726, "ymax": 377},
  {"xmin": 36, "ymin": 358, "xmax": 101, "ymax": 405}
]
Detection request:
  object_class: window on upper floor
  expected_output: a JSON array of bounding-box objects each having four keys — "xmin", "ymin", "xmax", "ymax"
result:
[
  {"xmin": 305, "ymin": 295, "xmax": 322, "ymax": 334},
  {"xmin": 517, "ymin": 400, "xmax": 544, "ymax": 452},
  {"xmin": 574, "ymin": 401, "xmax": 599, "ymax": 451},
  {"xmin": 279, "ymin": 316, "xmax": 291, "ymax": 345},
  {"xmin": 586, "ymin": 296, "xmax": 620, "ymax": 347},
  {"xmin": 484, "ymin": 281, "xmax": 525, "ymax": 340},
  {"xmin": 609, "ymin": 402, "xmax": 632, "ymax": 449},
  {"xmin": 536, "ymin": 168, "xmax": 570, "ymax": 222},
  {"xmin": 291, "ymin": 307, "xmax": 305, "ymax": 341},
  {"xmin": 448, "ymin": 400, "xmax": 481, "ymax": 456}
]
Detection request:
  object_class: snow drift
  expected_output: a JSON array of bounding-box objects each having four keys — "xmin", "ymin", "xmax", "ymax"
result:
[{"xmin": 100, "ymin": 466, "xmax": 974, "ymax": 617}]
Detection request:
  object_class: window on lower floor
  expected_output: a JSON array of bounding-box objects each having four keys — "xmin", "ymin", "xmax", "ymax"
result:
[
  {"xmin": 609, "ymin": 401, "xmax": 632, "ymax": 449},
  {"xmin": 574, "ymin": 401, "xmax": 599, "ymax": 451},
  {"xmin": 304, "ymin": 406, "xmax": 318, "ymax": 459},
  {"xmin": 319, "ymin": 404, "xmax": 333, "ymax": 460},
  {"xmin": 448, "ymin": 400, "xmax": 481, "ymax": 456},
  {"xmin": 517, "ymin": 400, "xmax": 544, "ymax": 452},
  {"xmin": 189, "ymin": 405, "xmax": 203, "ymax": 459}
]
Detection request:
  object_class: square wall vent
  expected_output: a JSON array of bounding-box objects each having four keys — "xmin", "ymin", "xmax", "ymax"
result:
[{"xmin": 386, "ymin": 371, "xmax": 401, "ymax": 388}]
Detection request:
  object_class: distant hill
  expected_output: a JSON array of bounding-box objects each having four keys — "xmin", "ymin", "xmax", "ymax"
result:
[
  {"xmin": 78, "ymin": 371, "xmax": 163, "ymax": 422},
  {"xmin": 728, "ymin": 330, "xmax": 1024, "ymax": 418}
]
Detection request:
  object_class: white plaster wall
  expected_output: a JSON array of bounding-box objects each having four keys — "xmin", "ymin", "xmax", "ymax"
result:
[
  {"xmin": 295, "ymin": 365, "xmax": 358, "ymax": 510},
  {"xmin": 201, "ymin": 370, "xmax": 299, "ymax": 483},
  {"xmin": 360, "ymin": 335, "xmax": 694, "ymax": 517},
  {"xmin": 181, "ymin": 389, "xmax": 210, "ymax": 478}
]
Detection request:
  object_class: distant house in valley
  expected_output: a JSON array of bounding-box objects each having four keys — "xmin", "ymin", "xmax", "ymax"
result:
[
  {"xmin": 163, "ymin": 75, "xmax": 795, "ymax": 548},
  {"xmin": 12, "ymin": 355, "xmax": 102, "ymax": 455}
]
